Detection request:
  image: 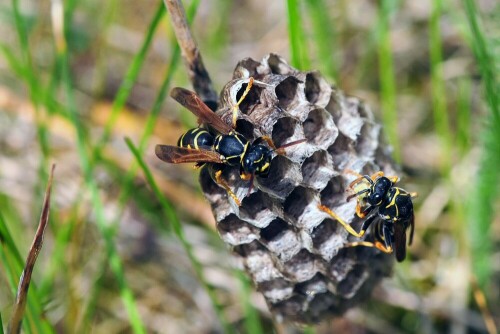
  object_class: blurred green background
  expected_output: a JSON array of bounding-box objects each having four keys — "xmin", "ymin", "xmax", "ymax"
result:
[{"xmin": 0, "ymin": 0, "xmax": 499, "ymax": 333}]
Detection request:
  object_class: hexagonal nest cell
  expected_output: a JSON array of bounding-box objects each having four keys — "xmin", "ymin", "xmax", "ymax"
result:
[{"xmin": 198, "ymin": 54, "xmax": 395, "ymax": 323}]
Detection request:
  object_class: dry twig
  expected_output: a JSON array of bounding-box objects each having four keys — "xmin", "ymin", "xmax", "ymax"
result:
[{"xmin": 163, "ymin": 0, "xmax": 218, "ymax": 108}]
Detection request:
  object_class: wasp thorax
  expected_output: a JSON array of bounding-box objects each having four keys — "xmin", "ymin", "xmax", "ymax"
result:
[
  {"xmin": 369, "ymin": 176, "xmax": 393, "ymax": 206},
  {"xmin": 199, "ymin": 54, "xmax": 397, "ymax": 323},
  {"xmin": 213, "ymin": 133, "xmax": 248, "ymax": 166}
]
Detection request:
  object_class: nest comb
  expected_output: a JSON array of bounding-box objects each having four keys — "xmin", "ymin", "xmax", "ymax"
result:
[{"xmin": 197, "ymin": 54, "xmax": 396, "ymax": 323}]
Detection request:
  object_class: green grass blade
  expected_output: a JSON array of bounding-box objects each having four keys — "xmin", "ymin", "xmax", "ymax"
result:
[
  {"xmin": 11, "ymin": 0, "xmax": 37, "ymax": 101},
  {"xmin": 0, "ymin": 311, "xmax": 4, "ymax": 334},
  {"xmin": 429, "ymin": 0, "xmax": 452, "ymax": 174},
  {"xmin": 0, "ymin": 43, "xmax": 25, "ymax": 78},
  {"xmin": 377, "ymin": 0, "xmax": 400, "ymax": 162},
  {"xmin": 462, "ymin": 0, "xmax": 500, "ymax": 289},
  {"xmin": 92, "ymin": 1, "xmax": 166, "ymax": 162},
  {"xmin": 0, "ymin": 212, "xmax": 24, "ymax": 266},
  {"xmin": 304, "ymin": 0, "xmax": 338, "ymax": 80},
  {"xmin": 11, "ymin": 0, "xmax": 51, "ymax": 200},
  {"xmin": 125, "ymin": 138, "xmax": 234, "ymax": 334},
  {"xmin": 286, "ymin": 0, "xmax": 310, "ymax": 70},
  {"xmin": 116, "ymin": 46, "xmax": 181, "ymax": 211},
  {"xmin": 456, "ymin": 78, "xmax": 471, "ymax": 155},
  {"xmin": 57, "ymin": 25, "xmax": 146, "ymax": 334},
  {"xmin": 38, "ymin": 0, "xmax": 166, "ymax": 301}
]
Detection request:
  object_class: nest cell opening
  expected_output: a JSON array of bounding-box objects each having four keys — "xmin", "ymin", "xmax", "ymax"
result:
[
  {"xmin": 263, "ymin": 228, "xmax": 301, "ymax": 263},
  {"xmin": 234, "ymin": 58, "xmax": 262, "ymax": 78},
  {"xmin": 336, "ymin": 264, "xmax": 369, "ymax": 299},
  {"xmin": 284, "ymin": 186, "xmax": 325, "ymax": 231},
  {"xmin": 271, "ymin": 116, "xmax": 300, "ymax": 148},
  {"xmin": 311, "ymin": 218, "xmax": 346, "ymax": 261},
  {"xmin": 303, "ymin": 108, "xmax": 338, "ymax": 149},
  {"xmin": 235, "ymin": 119, "xmax": 255, "ymax": 140},
  {"xmin": 301, "ymin": 150, "xmax": 336, "ymax": 191},
  {"xmin": 281, "ymin": 249, "xmax": 318, "ymax": 283},
  {"xmin": 217, "ymin": 214, "xmax": 259, "ymax": 245},
  {"xmin": 239, "ymin": 192, "xmax": 278, "ymax": 228},
  {"xmin": 260, "ymin": 218, "xmax": 293, "ymax": 242},
  {"xmin": 256, "ymin": 155, "xmax": 302, "ymax": 199},
  {"xmin": 304, "ymin": 72, "xmax": 332, "ymax": 107},
  {"xmin": 267, "ymin": 54, "xmax": 294, "ymax": 75},
  {"xmin": 258, "ymin": 278, "xmax": 294, "ymax": 303},
  {"xmin": 236, "ymin": 82, "xmax": 262, "ymax": 115},
  {"xmin": 319, "ymin": 175, "xmax": 346, "ymax": 208},
  {"xmin": 275, "ymin": 76, "xmax": 300, "ymax": 110}
]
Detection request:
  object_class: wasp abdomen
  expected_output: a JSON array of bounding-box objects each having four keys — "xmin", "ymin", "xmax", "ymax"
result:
[{"xmin": 178, "ymin": 127, "xmax": 214, "ymax": 149}]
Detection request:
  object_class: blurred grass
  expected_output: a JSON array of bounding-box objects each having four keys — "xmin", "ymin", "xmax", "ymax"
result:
[
  {"xmin": 286, "ymin": 0, "xmax": 310, "ymax": 70},
  {"xmin": 462, "ymin": 0, "xmax": 500, "ymax": 290},
  {"xmin": 377, "ymin": 0, "xmax": 400, "ymax": 162},
  {"xmin": 0, "ymin": 0, "xmax": 499, "ymax": 333},
  {"xmin": 429, "ymin": 0, "xmax": 452, "ymax": 174}
]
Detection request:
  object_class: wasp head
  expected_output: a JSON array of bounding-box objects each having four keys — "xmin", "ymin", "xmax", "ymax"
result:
[
  {"xmin": 368, "ymin": 176, "xmax": 393, "ymax": 206},
  {"xmin": 241, "ymin": 144, "xmax": 272, "ymax": 177}
]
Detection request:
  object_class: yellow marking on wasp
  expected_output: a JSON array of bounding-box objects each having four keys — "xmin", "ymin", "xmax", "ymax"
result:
[
  {"xmin": 258, "ymin": 162, "xmax": 270, "ymax": 172},
  {"xmin": 240, "ymin": 142, "xmax": 250, "ymax": 163},
  {"xmin": 193, "ymin": 130, "xmax": 204, "ymax": 150},
  {"xmin": 386, "ymin": 188, "xmax": 400, "ymax": 209}
]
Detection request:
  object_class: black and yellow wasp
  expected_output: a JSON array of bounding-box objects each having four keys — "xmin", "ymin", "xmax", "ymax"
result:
[
  {"xmin": 155, "ymin": 79, "xmax": 305, "ymax": 205},
  {"xmin": 319, "ymin": 171, "xmax": 416, "ymax": 261}
]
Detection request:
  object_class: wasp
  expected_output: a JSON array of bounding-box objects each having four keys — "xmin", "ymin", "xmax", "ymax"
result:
[
  {"xmin": 319, "ymin": 171, "xmax": 416, "ymax": 261},
  {"xmin": 155, "ymin": 79, "xmax": 306, "ymax": 205}
]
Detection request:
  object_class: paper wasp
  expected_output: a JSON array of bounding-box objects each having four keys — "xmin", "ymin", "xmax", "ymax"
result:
[
  {"xmin": 155, "ymin": 79, "xmax": 306, "ymax": 205},
  {"xmin": 319, "ymin": 171, "xmax": 416, "ymax": 261}
]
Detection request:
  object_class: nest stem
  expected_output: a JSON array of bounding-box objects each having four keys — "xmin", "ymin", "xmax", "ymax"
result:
[{"xmin": 163, "ymin": 0, "xmax": 218, "ymax": 107}]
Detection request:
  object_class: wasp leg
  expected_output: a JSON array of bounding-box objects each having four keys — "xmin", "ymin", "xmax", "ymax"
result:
[
  {"xmin": 344, "ymin": 169, "xmax": 364, "ymax": 178},
  {"xmin": 215, "ymin": 169, "xmax": 241, "ymax": 206},
  {"xmin": 232, "ymin": 77, "xmax": 254, "ymax": 127},
  {"xmin": 410, "ymin": 192, "xmax": 418, "ymax": 198},
  {"xmin": 318, "ymin": 205, "xmax": 376, "ymax": 238},
  {"xmin": 194, "ymin": 162, "xmax": 206, "ymax": 169},
  {"xmin": 369, "ymin": 171, "xmax": 400, "ymax": 184},
  {"xmin": 344, "ymin": 240, "xmax": 393, "ymax": 254},
  {"xmin": 258, "ymin": 136, "xmax": 277, "ymax": 150},
  {"xmin": 355, "ymin": 203, "xmax": 374, "ymax": 219},
  {"xmin": 348, "ymin": 174, "xmax": 374, "ymax": 190},
  {"xmin": 369, "ymin": 171, "xmax": 385, "ymax": 181}
]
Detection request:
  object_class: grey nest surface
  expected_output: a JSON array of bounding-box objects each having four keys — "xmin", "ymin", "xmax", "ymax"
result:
[{"xmin": 199, "ymin": 54, "xmax": 396, "ymax": 323}]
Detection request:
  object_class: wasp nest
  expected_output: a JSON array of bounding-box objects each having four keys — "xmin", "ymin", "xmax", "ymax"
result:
[{"xmin": 199, "ymin": 54, "xmax": 395, "ymax": 323}]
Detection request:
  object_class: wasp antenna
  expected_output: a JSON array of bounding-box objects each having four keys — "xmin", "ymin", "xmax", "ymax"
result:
[
  {"xmin": 343, "ymin": 169, "xmax": 364, "ymax": 178},
  {"xmin": 347, "ymin": 188, "xmax": 370, "ymax": 202},
  {"xmin": 252, "ymin": 79, "xmax": 272, "ymax": 87},
  {"xmin": 274, "ymin": 138, "xmax": 307, "ymax": 154}
]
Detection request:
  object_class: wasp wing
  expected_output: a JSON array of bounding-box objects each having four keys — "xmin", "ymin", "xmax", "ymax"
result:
[
  {"xmin": 408, "ymin": 213, "xmax": 415, "ymax": 246},
  {"xmin": 394, "ymin": 222, "xmax": 408, "ymax": 262},
  {"xmin": 155, "ymin": 145, "xmax": 223, "ymax": 164},
  {"xmin": 170, "ymin": 87, "xmax": 233, "ymax": 135}
]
